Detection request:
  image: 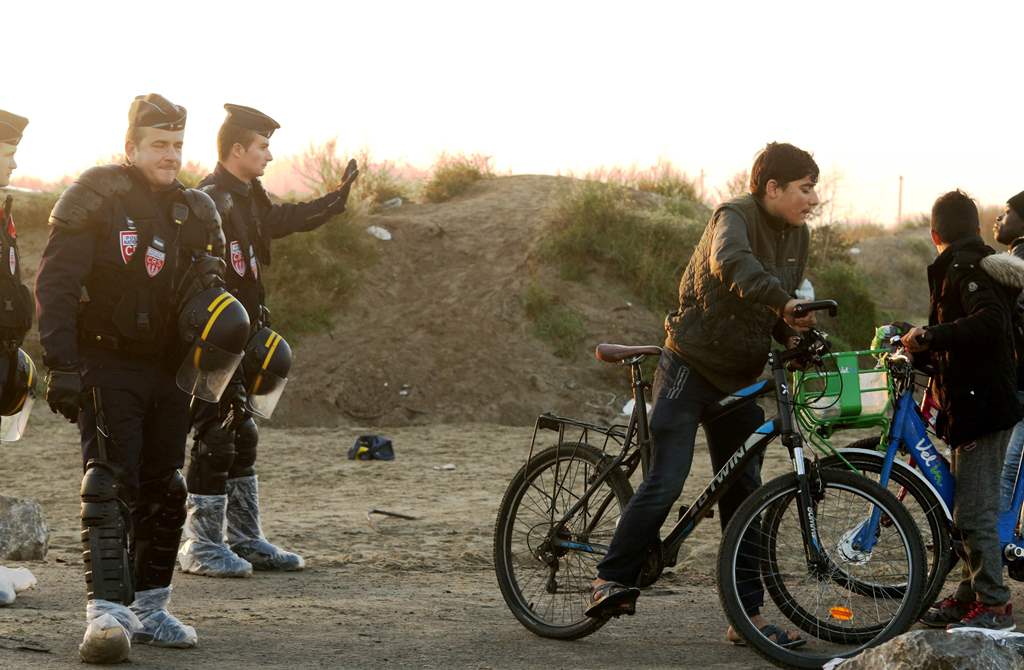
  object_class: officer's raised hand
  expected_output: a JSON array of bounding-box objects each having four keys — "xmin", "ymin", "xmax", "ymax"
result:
[
  {"xmin": 335, "ymin": 159, "xmax": 359, "ymax": 206},
  {"xmin": 45, "ymin": 368, "xmax": 82, "ymax": 423}
]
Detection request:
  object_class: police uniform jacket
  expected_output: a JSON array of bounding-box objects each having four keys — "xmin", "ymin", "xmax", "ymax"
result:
[
  {"xmin": 199, "ymin": 163, "xmax": 348, "ymax": 328},
  {"xmin": 36, "ymin": 165, "xmax": 211, "ymax": 377}
]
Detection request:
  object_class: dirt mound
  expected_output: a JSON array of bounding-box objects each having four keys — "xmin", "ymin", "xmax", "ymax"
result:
[{"xmin": 275, "ymin": 175, "xmax": 664, "ymax": 427}]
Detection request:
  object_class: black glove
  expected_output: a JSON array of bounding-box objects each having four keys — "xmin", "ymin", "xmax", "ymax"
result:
[
  {"xmin": 45, "ymin": 368, "xmax": 82, "ymax": 423},
  {"xmin": 332, "ymin": 159, "xmax": 360, "ymax": 210},
  {"xmin": 218, "ymin": 377, "xmax": 247, "ymax": 423}
]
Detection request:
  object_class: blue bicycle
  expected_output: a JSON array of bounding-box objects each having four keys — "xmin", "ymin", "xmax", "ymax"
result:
[{"xmin": 817, "ymin": 338, "xmax": 1024, "ymax": 615}]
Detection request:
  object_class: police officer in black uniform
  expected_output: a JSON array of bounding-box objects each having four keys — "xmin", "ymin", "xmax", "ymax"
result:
[
  {"xmin": 35, "ymin": 94, "xmax": 247, "ymax": 664},
  {"xmin": 178, "ymin": 103, "xmax": 358, "ymax": 577},
  {"xmin": 0, "ymin": 109, "xmax": 41, "ymax": 443}
]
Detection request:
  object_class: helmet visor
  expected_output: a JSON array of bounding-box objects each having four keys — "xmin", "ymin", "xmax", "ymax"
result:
[
  {"xmin": 1, "ymin": 389, "xmax": 35, "ymax": 443},
  {"xmin": 246, "ymin": 371, "xmax": 288, "ymax": 419},
  {"xmin": 177, "ymin": 339, "xmax": 244, "ymax": 403}
]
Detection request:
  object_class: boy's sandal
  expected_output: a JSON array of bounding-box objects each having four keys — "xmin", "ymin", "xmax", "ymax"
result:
[
  {"xmin": 730, "ymin": 624, "xmax": 806, "ymax": 649},
  {"xmin": 584, "ymin": 582, "xmax": 640, "ymax": 619}
]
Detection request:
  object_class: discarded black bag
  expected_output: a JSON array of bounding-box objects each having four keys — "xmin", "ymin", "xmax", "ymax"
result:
[{"xmin": 348, "ymin": 435, "xmax": 395, "ymax": 461}]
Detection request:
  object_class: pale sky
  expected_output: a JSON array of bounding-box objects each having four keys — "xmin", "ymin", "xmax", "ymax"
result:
[{"xmin": 4, "ymin": 0, "xmax": 1020, "ymax": 222}]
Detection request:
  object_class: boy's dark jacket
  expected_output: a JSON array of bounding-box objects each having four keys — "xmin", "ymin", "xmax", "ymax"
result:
[{"xmin": 924, "ymin": 236, "xmax": 1024, "ymax": 447}]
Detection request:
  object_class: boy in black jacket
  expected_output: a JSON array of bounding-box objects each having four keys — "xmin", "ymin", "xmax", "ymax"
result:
[{"xmin": 903, "ymin": 189, "xmax": 1021, "ymax": 631}]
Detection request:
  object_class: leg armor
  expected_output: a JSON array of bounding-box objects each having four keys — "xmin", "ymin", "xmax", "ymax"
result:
[
  {"xmin": 186, "ymin": 420, "xmax": 237, "ymax": 495},
  {"xmin": 228, "ymin": 417, "xmax": 258, "ymax": 479},
  {"xmin": 80, "ymin": 460, "xmax": 134, "ymax": 604},
  {"xmin": 132, "ymin": 471, "xmax": 187, "ymax": 592}
]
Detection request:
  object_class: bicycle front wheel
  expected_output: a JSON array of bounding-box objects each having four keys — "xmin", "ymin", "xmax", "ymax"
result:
[
  {"xmin": 822, "ymin": 443, "xmax": 954, "ymax": 617},
  {"xmin": 493, "ymin": 442, "xmax": 634, "ymax": 640},
  {"xmin": 717, "ymin": 469, "xmax": 925, "ymax": 669}
]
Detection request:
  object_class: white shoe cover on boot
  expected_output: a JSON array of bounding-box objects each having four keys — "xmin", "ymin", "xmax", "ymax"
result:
[
  {"xmin": 80, "ymin": 600, "xmax": 142, "ymax": 664},
  {"xmin": 0, "ymin": 566, "xmax": 37, "ymax": 606},
  {"xmin": 130, "ymin": 586, "xmax": 197, "ymax": 648},
  {"xmin": 178, "ymin": 493, "xmax": 253, "ymax": 578},
  {"xmin": 226, "ymin": 475, "xmax": 305, "ymax": 571}
]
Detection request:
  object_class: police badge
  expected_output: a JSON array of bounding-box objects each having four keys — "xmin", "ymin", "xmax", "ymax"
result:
[
  {"xmin": 144, "ymin": 237, "xmax": 166, "ymax": 278},
  {"xmin": 119, "ymin": 230, "xmax": 138, "ymax": 264},
  {"xmin": 230, "ymin": 240, "xmax": 246, "ymax": 277}
]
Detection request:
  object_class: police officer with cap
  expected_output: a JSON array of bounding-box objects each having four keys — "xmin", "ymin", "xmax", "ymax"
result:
[
  {"xmin": 35, "ymin": 93, "xmax": 247, "ymax": 663},
  {"xmin": 0, "ymin": 109, "xmax": 40, "ymax": 442},
  {"xmin": 178, "ymin": 103, "xmax": 358, "ymax": 577}
]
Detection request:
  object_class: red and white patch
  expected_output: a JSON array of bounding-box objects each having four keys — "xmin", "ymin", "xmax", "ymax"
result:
[
  {"xmin": 144, "ymin": 246, "xmax": 165, "ymax": 278},
  {"xmin": 230, "ymin": 240, "xmax": 246, "ymax": 277},
  {"xmin": 6, "ymin": 213, "xmax": 16, "ymax": 239},
  {"xmin": 119, "ymin": 231, "xmax": 138, "ymax": 264},
  {"xmin": 8, "ymin": 247, "xmax": 15, "ymax": 276},
  {"xmin": 249, "ymin": 244, "xmax": 258, "ymax": 280}
]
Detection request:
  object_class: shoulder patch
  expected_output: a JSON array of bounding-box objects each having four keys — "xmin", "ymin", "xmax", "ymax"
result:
[{"xmin": 968, "ymin": 281, "xmax": 978, "ymax": 293}]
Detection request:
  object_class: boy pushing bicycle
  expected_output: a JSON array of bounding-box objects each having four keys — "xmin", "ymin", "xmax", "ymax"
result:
[{"xmin": 587, "ymin": 142, "xmax": 819, "ymax": 648}]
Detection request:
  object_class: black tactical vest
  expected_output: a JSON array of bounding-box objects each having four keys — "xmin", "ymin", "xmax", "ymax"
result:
[
  {"xmin": 78, "ymin": 176, "xmax": 183, "ymax": 357},
  {"xmin": 200, "ymin": 177, "xmax": 268, "ymax": 330},
  {"xmin": 0, "ymin": 196, "xmax": 32, "ymax": 348}
]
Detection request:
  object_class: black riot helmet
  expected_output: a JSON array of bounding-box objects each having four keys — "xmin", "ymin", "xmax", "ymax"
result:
[
  {"xmin": 0, "ymin": 348, "xmax": 39, "ymax": 442},
  {"xmin": 176, "ymin": 287, "xmax": 250, "ymax": 403},
  {"xmin": 242, "ymin": 327, "xmax": 292, "ymax": 419}
]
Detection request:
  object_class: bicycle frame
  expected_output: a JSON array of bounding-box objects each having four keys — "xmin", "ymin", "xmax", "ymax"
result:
[
  {"xmin": 545, "ymin": 346, "xmax": 849, "ymax": 570},
  {"xmin": 866, "ymin": 384, "xmax": 1024, "ymax": 554}
]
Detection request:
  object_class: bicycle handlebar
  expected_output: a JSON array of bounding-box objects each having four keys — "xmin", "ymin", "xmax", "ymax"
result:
[{"xmin": 792, "ymin": 300, "xmax": 838, "ymax": 318}]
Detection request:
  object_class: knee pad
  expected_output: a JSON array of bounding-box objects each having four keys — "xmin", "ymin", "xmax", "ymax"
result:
[
  {"xmin": 133, "ymin": 471, "xmax": 188, "ymax": 591},
  {"xmin": 80, "ymin": 462, "xmax": 134, "ymax": 603},
  {"xmin": 229, "ymin": 417, "xmax": 258, "ymax": 477},
  {"xmin": 187, "ymin": 423, "xmax": 236, "ymax": 494}
]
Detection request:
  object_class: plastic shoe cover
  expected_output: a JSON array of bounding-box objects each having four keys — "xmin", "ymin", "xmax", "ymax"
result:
[
  {"xmin": 130, "ymin": 586, "xmax": 198, "ymax": 648},
  {"xmin": 0, "ymin": 578, "xmax": 13, "ymax": 606},
  {"xmin": 80, "ymin": 600, "xmax": 142, "ymax": 664},
  {"xmin": 178, "ymin": 494, "xmax": 253, "ymax": 578},
  {"xmin": 226, "ymin": 475, "xmax": 305, "ymax": 571},
  {"xmin": 0, "ymin": 566, "xmax": 37, "ymax": 606}
]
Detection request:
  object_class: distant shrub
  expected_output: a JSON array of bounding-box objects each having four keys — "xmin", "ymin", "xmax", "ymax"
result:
[
  {"xmin": 585, "ymin": 160, "xmax": 704, "ymax": 202},
  {"xmin": 263, "ymin": 197, "xmax": 378, "ymax": 337},
  {"xmin": 522, "ymin": 282, "xmax": 586, "ymax": 358},
  {"xmin": 810, "ymin": 262, "xmax": 878, "ymax": 351},
  {"xmin": 4, "ymin": 190, "xmax": 58, "ymax": 230},
  {"xmin": 543, "ymin": 181, "xmax": 706, "ymax": 314},
  {"xmin": 177, "ymin": 161, "xmax": 210, "ymax": 189},
  {"xmin": 422, "ymin": 153, "xmax": 493, "ymax": 203}
]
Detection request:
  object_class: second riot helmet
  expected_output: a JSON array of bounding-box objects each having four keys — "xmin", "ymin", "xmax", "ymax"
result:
[
  {"xmin": 242, "ymin": 327, "xmax": 292, "ymax": 419},
  {"xmin": 177, "ymin": 287, "xmax": 250, "ymax": 403},
  {"xmin": 0, "ymin": 348, "xmax": 39, "ymax": 442}
]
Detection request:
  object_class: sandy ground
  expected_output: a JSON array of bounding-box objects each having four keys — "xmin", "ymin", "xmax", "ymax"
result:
[
  {"xmin": 0, "ymin": 408, "xmax": 804, "ymax": 670},
  {"xmin": 3, "ymin": 411, "xmax": 1020, "ymax": 670}
]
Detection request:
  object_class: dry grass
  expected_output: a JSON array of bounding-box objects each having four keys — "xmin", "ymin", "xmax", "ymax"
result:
[{"xmin": 422, "ymin": 153, "xmax": 494, "ymax": 203}]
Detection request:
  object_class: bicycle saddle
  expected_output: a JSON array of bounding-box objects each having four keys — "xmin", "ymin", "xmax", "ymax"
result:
[{"xmin": 595, "ymin": 344, "xmax": 662, "ymax": 363}]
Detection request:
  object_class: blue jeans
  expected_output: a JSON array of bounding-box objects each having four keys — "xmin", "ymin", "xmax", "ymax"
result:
[
  {"xmin": 596, "ymin": 350, "xmax": 766, "ymax": 614},
  {"xmin": 1000, "ymin": 392, "xmax": 1024, "ymax": 511}
]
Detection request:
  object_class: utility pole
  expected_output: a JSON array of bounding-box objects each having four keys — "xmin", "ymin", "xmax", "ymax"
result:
[{"xmin": 897, "ymin": 175, "xmax": 903, "ymax": 226}]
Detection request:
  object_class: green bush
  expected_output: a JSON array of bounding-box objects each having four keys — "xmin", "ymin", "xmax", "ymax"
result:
[
  {"xmin": 522, "ymin": 282, "xmax": 586, "ymax": 358},
  {"xmin": 422, "ymin": 153, "xmax": 493, "ymax": 203},
  {"xmin": 263, "ymin": 209, "xmax": 377, "ymax": 337},
  {"xmin": 543, "ymin": 181, "xmax": 706, "ymax": 314},
  {"xmin": 810, "ymin": 262, "xmax": 878, "ymax": 351}
]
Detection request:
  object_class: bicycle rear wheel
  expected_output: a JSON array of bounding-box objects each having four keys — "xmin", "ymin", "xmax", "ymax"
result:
[
  {"xmin": 493, "ymin": 442, "xmax": 633, "ymax": 639},
  {"xmin": 717, "ymin": 469, "xmax": 925, "ymax": 669}
]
